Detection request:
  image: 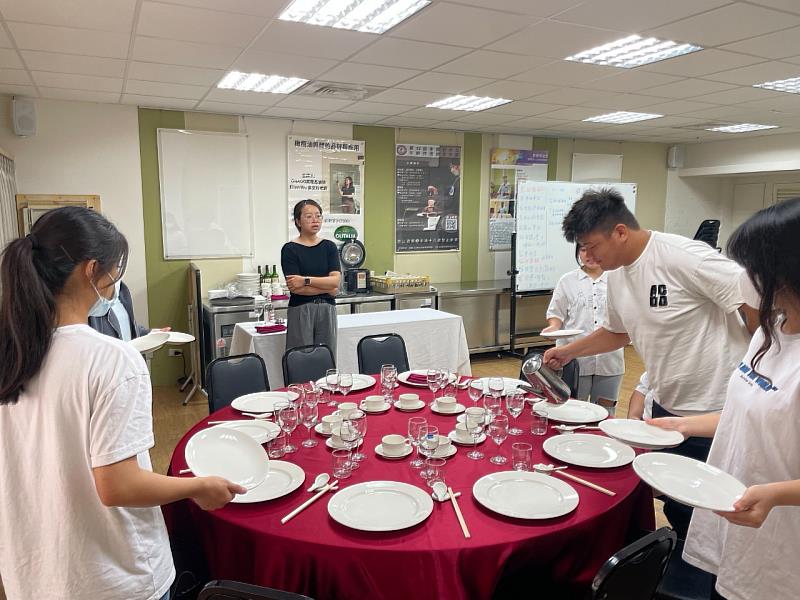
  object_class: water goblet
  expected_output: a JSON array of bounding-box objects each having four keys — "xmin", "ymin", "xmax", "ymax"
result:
[
  {"xmin": 349, "ymin": 410, "xmax": 368, "ymax": 462},
  {"xmin": 426, "ymin": 369, "xmax": 440, "ymax": 405},
  {"xmin": 299, "ymin": 399, "xmax": 319, "ymax": 448},
  {"xmin": 419, "ymin": 426, "xmax": 440, "ymax": 479},
  {"xmin": 465, "ymin": 407, "xmax": 485, "ymax": 461},
  {"xmin": 467, "ymin": 379, "xmax": 483, "ymax": 407},
  {"xmin": 408, "ymin": 417, "xmax": 427, "ymax": 470},
  {"xmin": 505, "ymin": 390, "xmax": 525, "ymax": 436},
  {"xmin": 277, "ymin": 404, "xmax": 299, "ymax": 454},
  {"xmin": 487, "ymin": 414, "xmax": 509, "ymax": 465},
  {"xmin": 338, "ymin": 373, "xmax": 353, "ymax": 399},
  {"xmin": 325, "ymin": 368, "xmax": 339, "ymax": 407}
]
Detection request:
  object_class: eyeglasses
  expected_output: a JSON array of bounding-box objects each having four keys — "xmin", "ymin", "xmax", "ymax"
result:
[{"xmin": 301, "ymin": 214, "xmax": 323, "ymax": 222}]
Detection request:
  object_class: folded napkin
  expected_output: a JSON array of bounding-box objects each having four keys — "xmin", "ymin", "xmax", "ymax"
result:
[
  {"xmin": 255, "ymin": 324, "xmax": 286, "ymax": 334},
  {"xmin": 407, "ymin": 372, "xmax": 429, "ymax": 384},
  {"xmin": 270, "ymin": 294, "xmax": 289, "ymax": 301}
]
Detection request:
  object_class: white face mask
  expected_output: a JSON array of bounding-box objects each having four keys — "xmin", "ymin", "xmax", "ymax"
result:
[{"xmin": 88, "ymin": 277, "xmax": 120, "ymax": 318}]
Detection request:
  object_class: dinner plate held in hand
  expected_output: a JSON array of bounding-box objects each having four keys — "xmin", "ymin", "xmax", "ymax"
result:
[
  {"xmin": 540, "ymin": 329, "xmax": 584, "ymax": 339},
  {"xmin": 599, "ymin": 419, "xmax": 684, "ymax": 450},
  {"xmin": 184, "ymin": 427, "xmax": 268, "ymax": 490},
  {"xmin": 231, "ymin": 461, "xmax": 305, "ymax": 504},
  {"xmin": 166, "ymin": 331, "xmax": 195, "ymax": 344},
  {"xmin": 212, "ymin": 419, "xmax": 280, "ymax": 444},
  {"xmin": 328, "ymin": 481, "xmax": 433, "ymax": 531},
  {"xmin": 543, "ymin": 433, "xmax": 635, "ymax": 468},
  {"xmin": 129, "ymin": 331, "xmax": 170, "ymax": 353},
  {"xmin": 473, "ymin": 471, "xmax": 579, "ymax": 519}
]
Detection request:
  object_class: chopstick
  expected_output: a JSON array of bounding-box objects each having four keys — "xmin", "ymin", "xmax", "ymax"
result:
[
  {"xmin": 554, "ymin": 471, "xmax": 615, "ymax": 496},
  {"xmin": 447, "ymin": 486, "xmax": 470, "ymax": 539},
  {"xmin": 178, "ymin": 468, "xmax": 192, "ymax": 475},
  {"xmin": 281, "ymin": 480, "xmax": 338, "ymax": 524},
  {"xmin": 207, "ymin": 420, "xmax": 252, "ymax": 425}
]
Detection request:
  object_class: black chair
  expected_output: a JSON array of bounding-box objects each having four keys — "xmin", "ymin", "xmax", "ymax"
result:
[
  {"xmin": 591, "ymin": 527, "xmax": 677, "ymax": 600},
  {"xmin": 199, "ymin": 580, "xmax": 314, "ymax": 600},
  {"xmin": 357, "ymin": 333, "xmax": 410, "ymax": 375},
  {"xmin": 519, "ymin": 348, "xmax": 581, "ymax": 398},
  {"xmin": 693, "ymin": 219, "xmax": 721, "ymax": 249},
  {"xmin": 282, "ymin": 344, "xmax": 335, "ymax": 386},
  {"xmin": 205, "ymin": 353, "xmax": 269, "ymax": 413},
  {"xmin": 655, "ymin": 537, "xmax": 716, "ymax": 600}
]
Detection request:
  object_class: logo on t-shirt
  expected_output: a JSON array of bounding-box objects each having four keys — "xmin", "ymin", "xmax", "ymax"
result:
[
  {"xmin": 649, "ymin": 284, "xmax": 668, "ymax": 307},
  {"xmin": 736, "ymin": 361, "xmax": 778, "ymax": 392}
]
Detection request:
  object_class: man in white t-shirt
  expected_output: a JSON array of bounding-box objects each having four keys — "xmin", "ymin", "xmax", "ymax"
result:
[{"xmin": 543, "ymin": 187, "xmax": 757, "ymax": 537}]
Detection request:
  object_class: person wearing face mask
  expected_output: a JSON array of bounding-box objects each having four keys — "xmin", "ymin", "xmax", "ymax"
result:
[
  {"xmin": 88, "ymin": 279, "xmax": 149, "ymax": 341},
  {"xmin": 0, "ymin": 207, "xmax": 245, "ymax": 600}
]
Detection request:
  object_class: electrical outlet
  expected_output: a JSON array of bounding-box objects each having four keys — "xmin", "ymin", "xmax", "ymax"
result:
[{"xmin": 168, "ymin": 349, "xmax": 183, "ymax": 357}]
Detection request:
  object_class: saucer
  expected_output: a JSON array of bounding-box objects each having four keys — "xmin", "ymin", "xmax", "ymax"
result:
[
  {"xmin": 314, "ymin": 423, "xmax": 334, "ymax": 437},
  {"xmin": 431, "ymin": 402, "xmax": 465, "ymax": 416},
  {"xmin": 325, "ymin": 438, "xmax": 364, "ymax": 450},
  {"xmin": 432, "ymin": 444, "xmax": 457, "ymax": 459},
  {"xmin": 374, "ymin": 444, "xmax": 413, "ymax": 459},
  {"xmin": 448, "ymin": 431, "xmax": 486, "ymax": 445},
  {"xmin": 394, "ymin": 400, "xmax": 426, "ymax": 412},
  {"xmin": 360, "ymin": 402, "xmax": 392, "ymax": 414}
]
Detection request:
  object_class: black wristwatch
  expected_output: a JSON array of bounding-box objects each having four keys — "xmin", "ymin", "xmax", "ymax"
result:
[{"xmin": 304, "ymin": 277, "xmax": 311, "ymax": 286}]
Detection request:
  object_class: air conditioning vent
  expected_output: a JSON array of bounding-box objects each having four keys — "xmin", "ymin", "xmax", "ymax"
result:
[{"xmin": 297, "ymin": 81, "xmax": 383, "ymax": 101}]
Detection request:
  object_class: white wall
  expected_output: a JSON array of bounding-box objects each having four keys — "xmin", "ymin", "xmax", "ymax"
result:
[
  {"xmin": 0, "ymin": 98, "xmax": 149, "ymax": 323},
  {"xmin": 681, "ymin": 132, "xmax": 800, "ymax": 176},
  {"xmin": 664, "ymin": 170, "xmax": 731, "ymax": 241}
]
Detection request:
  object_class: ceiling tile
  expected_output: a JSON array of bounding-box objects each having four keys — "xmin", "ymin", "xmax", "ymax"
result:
[
  {"xmin": 447, "ymin": 111, "xmax": 517, "ymax": 125},
  {"xmin": 195, "ymin": 100, "xmax": 266, "ymax": 114},
  {"xmin": 252, "ymin": 21, "xmax": 377, "ymax": 60},
  {"xmin": 734, "ymin": 94, "xmax": 800, "ymax": 115},
  {"xmin": 398, "ymin": 72, "xmax": 495, "ymax": 93},
  {"xmin": 679, "ymin": 104, "xmax": 760, "ymax": 120},
  {"xmin": 703, "ymin": 61, "xmax": 800, "ymax": 85},
  {"xmin": 512, "ymin": 61, "xmax": 620, "ymax": 85},
  {"xmin": 132, "ymin": 37, "xmax": 241, "ymax": 69},
  {"xmin": 691, "ymin": 86, "xmax": 786, "ymax": 105},
  {"xmin": 156, "ymin": 0, "xmax": 286, "ymax": 17},
  {"xmin": 0, "ymin": 27, "xmax": 11, "ymax": 48},
  {"xmin": 553, "ymin": 0, "xmax": 730, "ymax": 32},
  {"xmin": 321, "ymin": 111, "xmax": 383, "ymax": 124},
  {"xmin": 260, "ymin": 107, "xmax": 332, "ymax": 119},
  {"xmin": 204, "ymin": 88, "xmax": 282, "ymax": 105},
  {"xmin": 477, "ymin": 100, "xmax": 566, "ymax": 116},
  {"xmin": 0, "ymin": 0, "xmax": 136, "ymax": 32},
  {"xmin": 579, "ymin": 92, "xmax": 665, "ymax": 110},
  {"xmin": 744, "ymin": 1, "xmax": 800, "ymax": 16},
  {"xmin": 445, "ymin": 0, "xmax": 584, "ymax": 18},
  {"xmin": 467, "ymin": 80, "xmax": 558, "ymax": 100},
  {"xmin": 137, "ymin": 2, "xmax": 267, "ymax": 47},
  {"xmin": 505, "ymin": 115, "xmax": 566, "ymax": 128},
  {"xmin": 641, "ymin": 49, "xmax": 763, "ymax": 77},
  {"xmin": 21, "ymin": 51, "xmax": 125, "ymax": 77},
  {"xmin": 125, "ymin": 79, "xmax": 208, "ymax": 99},
  {"xmin": 128, "ymin": 61, "xmax": 223, "ymax": 86},
  {"xmin": 350, "ymin": 38, "xmax": 470, "ymax": 70},
  {"xmin": 369, "ymin": 87, "xmax": 452, "ymax": 106},
  {"xmin": 0, "ymin": 83, "xmax": 37, "ymax": 95},
  {"xmin": 540, "ymin": 106, "xmax": 610, "ymax": 120},
  {"xmin": 628, "ymin": 115, "xmax": 704, "ymax": 128},
  {"xmin": 274, "ymin": 95, "xmax": 354, "ymax": 111},
  {"xmin": 390, "ymin": 2, "xmax": 532, "ymax": 47},
  {"xmin": 121, "ymin": 94, "xmax": 198, "ymax": 109},
  {"xmin": 530, "ymin": 86, "xmax": 614, "ymax": 105},
  {"xmin": 0, "ymin": 68, "xmax": 31, "ymax": 85},
  {"xmin": 38, "ymin": 87, "xmax": 122, "ymax": 103},
  {"xmin": 32, "ymin": 71, "xmax": 122, "ymax": 92},
  {"xmin": 340, "ymin": 101, "xmax": 413, "ymax": 116},
  {"xmin": 648, "ymin": 4, "xmax": 800, "ymax": 47},
  {"xmin": 783, "ymin": 54, "xmax": 800, "ymax": 65},
  {"xmin": 588, "ymin": 70, "xmax": 684, "ymax": 92},
  {"xmin": 0, "ymin": 49, "xmax": 23, "ymax": 69},
  {"xmin": 9, "ymin": 23, "xmax": 130, "ymax": 58},
  {"xmin": 435, "ymin": 50, "xmax": 547, "ymax": 79},
  {"xmin": 721, "ymin": 26, "xmax": 800, "ymax": 60},
  {"xmin": 398, "ymin": 106, "xmax": 462, "ymax": 119},
  {"xmin": 232, "ymin": 49, "xmax": 337, "ymax": 80},
  {"xmin": 322, "ymin": 63, "xmax": 420, "ymax": 87},
  {"xmin": 488, "ymin": 21, "xmax": 627, "ymax": 58},
  {"xmin": 377, "ymin": 116, "xmax": 440, "ymax": 128},
  {"xmin": 635, "ymin": 99, "xmax": 718, "ymax": 115},
  {"xmin": 638, "ymin": 78, "xmax": 736, "ymax": 99}
]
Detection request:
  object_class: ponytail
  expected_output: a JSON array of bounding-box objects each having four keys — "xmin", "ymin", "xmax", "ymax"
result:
[{"xmin": 0, "ymin": 207, "xmax": 128, "ymax": 404}]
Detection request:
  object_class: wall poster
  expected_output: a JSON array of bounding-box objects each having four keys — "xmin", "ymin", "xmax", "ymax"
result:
[
  {"xmin": 395, "ymin": 143, "xmax": 461, "ymax": 253},
  {"xmin": 488, "ymin": 148, "xmax": 549, "ymax": 250},
  {"xmin": 287, "ymin": 135, "xmax": 365, "ymax": 243}
]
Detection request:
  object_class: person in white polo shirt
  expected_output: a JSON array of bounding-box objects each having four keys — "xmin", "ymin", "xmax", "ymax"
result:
[{"xmin": 543, "ymin": 187, "xmax": 757, "ymax": 537}]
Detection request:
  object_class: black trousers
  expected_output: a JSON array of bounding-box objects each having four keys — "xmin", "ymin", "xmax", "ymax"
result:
[{"xmin": 652, "ymin": 403, "xmax": 713, "ymax": 539}]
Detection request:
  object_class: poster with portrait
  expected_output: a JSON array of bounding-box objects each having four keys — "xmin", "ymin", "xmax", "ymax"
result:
[
  {"xmin": 287, "ymin": 136, "xmax": 365, "ymax": 243},
  {"xmin": 395, "ymin": 144, "xmax": 461, "ymax": 253},
  {"xmin": 488, "ymin": 148, "xmax": 549, "ymax": 250}
]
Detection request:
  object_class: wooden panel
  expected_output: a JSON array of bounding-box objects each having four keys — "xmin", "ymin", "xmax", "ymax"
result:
[{"xmin": 15, "ymin": 194, "xmax": 101, "ymax": 235}]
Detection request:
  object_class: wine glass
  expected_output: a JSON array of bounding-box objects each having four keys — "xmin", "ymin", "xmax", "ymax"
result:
[
  {"xmin": 465, "ymin": 408, "xmax": 485, "ymax": 461},
  {"xmin": 299, "ymin": 399, "xmax": 319, "ymax": 448},
  {"xmin": 325, "ymin": 368, "xmax": 339, "ymax": 407},
  {"xmin": 426, "ymin": 369, "xmax": 440, "ymax": 405},
  {"xmin": 436, "ymin": 368, "xmax": 450, "ymax": 393},
  {"xmin": 349, "ymin": 410, "xmax": 368, "ymax": 462},
  {"xmin": 381, "ymin": 364, "xmax": 398, "ymax": 402},
  {"xmin": 338, "ymin": 373, "xmax": 353, "ymax": 399},
  {"xmin": 483, "ymin": 394, "xmax": 501, "ymax": 426},
  {"xmin": 505, "ymin": 390, "xmax": 525, "ymax": 436},
  {"xmin": 487, "ymin": 414, "xmax": 509, "ymax": 465},
  {"xmin": 277, "ymin": 404, "xmax": 299, "ymax": 454},
  {"xmin": 304, "ymin": 382, "xmax": 322, "ymax": 408},
  {"xmin": 488, "ymin": 377, "xmax": 505, "ymax": 403},
  {"xmin": 339, "ymin": 414, "xmax": 362, "ymax": 470},
  {"xmin": 419, "ymin": 425, "xmax": 440, "ymax": 479},
  {"xmin": 287, "ymin": 384, "xmax": 305, "ymax": 405},
  {"xmin": 467, "ymin": 379, "xmax": 484, "ymax": 407},
  {"xmin": 408, "ymin": 417, "xmax": 428, "ymax": 470}
]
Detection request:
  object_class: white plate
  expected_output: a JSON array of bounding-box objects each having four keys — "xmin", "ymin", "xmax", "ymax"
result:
[
  {"xmin": 316, "ymin": 374, "xmax": 376, "ymax": 392},
  {"xmin": 431, "ymin": 402, "xmax": 466, "ymax": 415},
  {"xmin": 448, "ymin": 431, "xmax": 486, "ymax": 445},
  {"xmin": 469, "ymin": 377, "xmax": 528, "ymax": 396},
  {"xmin": 231, "ymin": 391, "xmax": 299, "ymax": 413},
  {"xmin": 184, "ymin": 427, "xmax": 268, "ymax": 490},
  {"xmin": 599, "ymin": 419, "xmax": 684, "ymax": 450},
  {"xmin": 359, "ymin": 401, "xmax": 392, "ymax": 414},
  {"xmin": 328, "ymin": 481, "xmax": 434, "ymax": 531},
  {"xmin": 231, "ymin": 461, "xmax": 305, "ymax": 504},
  {"xmin": 543, "ymin": 433, "xmax": 635, "ymax": 469},
  {"xmin": 325, "ymin": 437, "xmax": 364, "ymax": 450},
  {"xmin": 211, "ymin": 420, "xmax": 280, "ymax": 445},
  {"xmin": 166, "ymin": 331, "xmax": 195, "ymax": 344},
  {"xmin": 533, "ymin": 399, "xmax": 608, "ymax": 424},
  {"xmin": 633, "ymin": 453, "xmax": 746, "ymax": 512},
  {"xmin": 540, "ymin": 329, "xmax": 584, "ymax": 339},
  {"xmin": 432, "ymin": 444, "xmax": 457, "ymax": 459},
  {"xmin": 393, "ymin": 400, "xmax": 426, "ymax": 412},
  {"xmin": 374, "ymin": 444, "xmax": 413, "ymax": 459},
  {"xmin": 397, "ymin": 370, "xmax": 457, "ymax": 388},
  {"xmin": 473, "ymin": 471, "xmax": 579, "ymax": 519},
  {"xmin": 129, "ymin": 331, "xmax": 170, "ymax": 353}
]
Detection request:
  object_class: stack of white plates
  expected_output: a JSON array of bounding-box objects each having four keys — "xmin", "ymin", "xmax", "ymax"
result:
[{"xmin": 237, "ymin": 272, "xmax": 261, "ymax": 296}]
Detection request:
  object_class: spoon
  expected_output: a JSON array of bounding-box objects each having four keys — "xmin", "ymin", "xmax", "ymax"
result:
[
  {"xmin": 242, "ymin": 412, "xmax": 272, "ymax": 419},
  {"xmin": 533, "ymin": 463, "xmax": 569, "ymax": 473},
  {"xmin": 552, "ymin": 424, "xmax": 601, "ymax": 433},
  {"xmin": 431, "ymin": 481, "xmax": 461, "ymax": 502},
  {"xmin": 307, "ymin": 473, "xmax": 330, "ymax": 492}
]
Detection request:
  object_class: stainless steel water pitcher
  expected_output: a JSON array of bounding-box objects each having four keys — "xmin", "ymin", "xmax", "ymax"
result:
[{"xmin": 521, "ymin": 353, "xmax": 571, "ymax": 405}]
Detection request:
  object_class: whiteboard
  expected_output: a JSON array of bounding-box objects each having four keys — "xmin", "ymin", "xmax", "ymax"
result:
[
  {"xmin": 515, "ymin": 181, "xmax": 637, "ymax": 293},
  {"xmin": 158, "ymin": 129, "xmax": 254, "ymax": 259}
]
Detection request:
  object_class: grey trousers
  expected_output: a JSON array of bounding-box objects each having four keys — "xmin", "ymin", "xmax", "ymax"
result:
[
  {"xmin": 576, "ymin": 374, "xmax": 623, "ymax": 412},
  {"xmin": 286, "ymin": 302, "xmax": 338, "ymax": 356}
]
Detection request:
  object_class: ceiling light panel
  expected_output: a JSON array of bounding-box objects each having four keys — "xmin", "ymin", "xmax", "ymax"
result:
[
  {"xmin": 217, "ymin": 71, "xmax": 308, "ymax": 93},
  {"xmin": 754, "ymin": 77, "xmax": 800, "ymax": 94},
  {"xmin": 426, "ymin": 95, "xmax": 511, "ymax": 112},
  {"xmin": 279, "ymin": 0, "xmax": 430, "ymax": 34},
  {"xmin": 706, "ymin": 123, "xmax": 779, "ymax": 133},
  {"xmin": 566, "ymin": 35, "xmax": 703, "ymax": 69},
  {"xmin": 583, "ymin": 111, "xmax": 663, "ymax": 124}
]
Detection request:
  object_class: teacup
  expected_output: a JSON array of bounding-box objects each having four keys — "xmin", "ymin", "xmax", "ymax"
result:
[
  {"xmin": 362, "ymin": 395, "xmax": 385, "ymax": 410},
  {"xmin": 454, "ymin": 423, "xmax": 474, "ymax": 442},
  {"xmin": 398, "ymin": 393, "xmax": 419, "ymax": 408},
  {"xmin": 434, "ymin": 435, "xmax": 452, "ymax": 455},
  {"xmin": 338, "ymin": 402, "xmax": 358, "ymax": 417},
  {"xmin": 330, "ymin": 433, "xmax": 353, "ymax": 448},
  {"xmin": 436, "ymin": 395, "xmax": 457, "ymax": 412},
  {"xmin": 320, "ymin": 414, "xmax": 342, "ymax": 433},
  {"xmin": 381, "ymin": 434, "xmax": 411, "ymax": 456}
]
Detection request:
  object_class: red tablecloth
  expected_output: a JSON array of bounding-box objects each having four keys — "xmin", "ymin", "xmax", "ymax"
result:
[{"xmin": 165, "ymin": 381, "xmax": 654, "ymax": 600}]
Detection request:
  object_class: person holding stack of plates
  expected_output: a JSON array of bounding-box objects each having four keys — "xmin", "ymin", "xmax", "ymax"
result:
[
  {"xmin": 544, "ymin": 243, "xmax": 624, "ymax": 408},
  {"xmin": 650, "ymin": 198, "xmax": 800, "ymax": 600},
  {"xmin": 0, "ymin": 207, "xmax": 245, "ymax": 600},
  {"xmin": 543, "ymin": 187, "xmax": 759, "ymax": 538}
]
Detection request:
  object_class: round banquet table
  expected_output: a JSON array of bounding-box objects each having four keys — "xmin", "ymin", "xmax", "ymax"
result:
[{"xmin": 165, "ymin": 380, "xmax": 654, "ymax": 600}]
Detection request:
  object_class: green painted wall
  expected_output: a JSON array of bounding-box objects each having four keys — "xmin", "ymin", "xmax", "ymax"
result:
[
  {"xmin": 460, "ymin": 132, "xmax": 482, "ymax": 282},
  {"xmin": 352, "ymin": 124, "xmax": 395, "ymax": 274}
]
